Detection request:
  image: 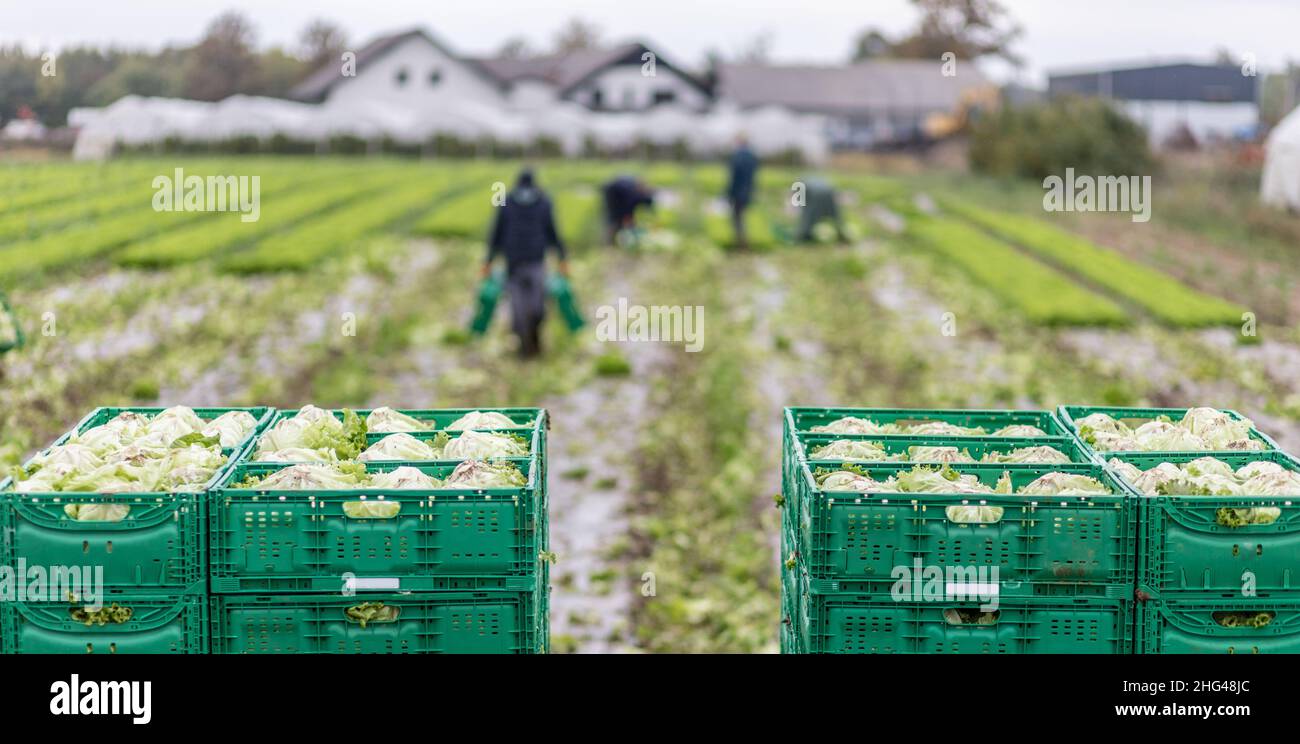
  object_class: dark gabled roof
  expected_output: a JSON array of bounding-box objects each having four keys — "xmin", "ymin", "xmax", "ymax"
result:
[
  {"xmin": 717, "ymin": 60, "xmax": 990, "ymax": 115},
  {"xmin": 289, "ymin": 27, "xmax": 503, "ymax": 102},
  {"xmin": 471, "ymin": 42, "xmax": 712, "ymax": 97},
  {"xmin": 1047, "ymin": 62, "xmax": 1257, "ymax": 103}
]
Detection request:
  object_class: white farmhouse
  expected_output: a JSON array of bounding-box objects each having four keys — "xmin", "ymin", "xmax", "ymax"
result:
[
  {"xmin": 291, "ymin": 28, "xmax": 713, "ymax": 114},
  {"xmin": 290, "ymin": 29, "xmax": 504, "ymax": 110},
  {"xmin": 473, "ymin": 44, "xmax": 713, "ymax": 112}
]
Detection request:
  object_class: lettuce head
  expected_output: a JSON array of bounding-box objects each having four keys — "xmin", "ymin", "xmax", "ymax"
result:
[
  {"xmin": 442, "ymin": 459, "xmax": 527, "ymax": 488},
  {"xmin": 441, "ymin": 431, "xmax": 528, "ymax": 460},
  {"xmin": 991, "ymin": 425, "xmax": 1047, "ymax": 437},
  {"xmin": 446, "ymin": 411, "xmax": 523, "ymax": 431},
  {"xmin": 255, "ymin": 406, "xmax": 367, "ymax": 460},
  {"xmin": 358, "ymin": 433, "xmax": 443, "ymax": 462},
  {"xmin": 983, "ymin": 446, "xmax": 1070, "ymax": 464},
  {"xmin": 369, "ymin": 466, "xmax": 440, "ymax": 489},
  {"xmin": 366, "ymin": 407, "xmax": 433, "ymax": 433},
  {"xmin": 808, "ymin": 439, "xmax": 891, "ymax": 461},
  {"xmin": 1019, "ymin": 472, "xmax": 1110, "ymax": 496}
]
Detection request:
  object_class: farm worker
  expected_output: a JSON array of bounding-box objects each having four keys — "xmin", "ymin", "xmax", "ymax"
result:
[
  {"xmin": 601, "ymin": 175, "xmax": 655, "ymax": 244},
  {"xmin": 484, "ymin": 168, "xmax": 569, "ymax": 359},
  {"xmin": 795, "ymin": 175, "xmax": 848, "ymax": 243},
  {"xmin": 726, "ymin": 134, "xmax": 759, "ymax": 250}
]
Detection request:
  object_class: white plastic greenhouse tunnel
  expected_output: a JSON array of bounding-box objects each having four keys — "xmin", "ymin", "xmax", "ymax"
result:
[
  {"xmin": 70, "ymin": 93, "xmax": 830, "ymax": 161},
  {"xmin": 1262, "ymin": 105, "xmax": 1300, "ymax": 212}
]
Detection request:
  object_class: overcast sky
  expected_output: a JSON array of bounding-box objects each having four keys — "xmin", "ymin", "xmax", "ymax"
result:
[{"xmin": 4, "ymin": 0, "xmax": 1298, "ymax": 85}]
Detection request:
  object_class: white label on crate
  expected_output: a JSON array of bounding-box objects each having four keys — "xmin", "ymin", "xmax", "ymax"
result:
[
  {"xmin": 347, "ymin": 577, "xmax": 401, "ymax": 591},
  {"xmin": 946, "ymin": 582, "xmax": 998, "ymax": 598}
]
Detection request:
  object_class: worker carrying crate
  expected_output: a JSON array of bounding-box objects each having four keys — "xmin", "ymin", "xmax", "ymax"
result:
[{"xmin": 476, "ymin": 168, "xmax": 581, "ymax": 355}]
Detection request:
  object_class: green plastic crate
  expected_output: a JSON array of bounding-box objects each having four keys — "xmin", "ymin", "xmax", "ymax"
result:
[
  {"xmin": 67, "ymin": 406, "xmax": 275, "ymax": 447},
  {"xmin": 0, "ymin": 290, "xmax": 23, "ymax": 354},
  {"xmin": 1, "ymin": 593, "xmax": 207, "ymax": 654},
  {"xmin": 782, "ymin": 407, "xmax": 1067, "ymax": 514},
  {"xmin": 264, "ymin": 407, "xmax": 544, "ymax": 432},
  {"xmin": 251, "ymin": 407, "xmax": 545, "ymax": 460},
  {"xmin": 2, "ymin": 491, "xmax": 207, "ymax": 593},
  {"xmin": 793, "ymin": 434, "xmax": 1099, "ymax": 465},
  {"xmin": 1105, "ymin": 451, "xmax": 1300, "ymax": 598},
  {"xmin": 780, "ymin": 560, "xmax": 802, "ymax": 654},
  {"xmin": 1, "ymin": 406, "xmax": 274, "ymax": 594},
  {"xmin": 470, "ymin": 272, "xmax": 503, "ymax": 336},
  {"xmin": 786, "ymin": 407, "xmax": 1068, "ymax": 437},
  {"xmin": 1137, "ymin": 597, "xmax": 1300, "ymax": 654},
  {"xmin": 211, "ymin": 585, "xmax": 546, "ymax": 654},
  {"xmin": 794, "ymin": 462, "xmax": 1135, "ymax": 597},
  {"xmin": 793, "ymin": 568, "xmax": 1133, "ymax": 654},
  {"xmin": 209, "ymin": 459, "xmax": 544, "ymax": 593},
  {"xmin": 1059, "ymin": 405, "xmax": 1281, "ymax": 457},
  {"xmin": 781, "ymin": 409, "xmax": 800, "ymax": 517},
  {"xmin": 780, "ymin": 621, "xmax": 799, "ymax": 654}
]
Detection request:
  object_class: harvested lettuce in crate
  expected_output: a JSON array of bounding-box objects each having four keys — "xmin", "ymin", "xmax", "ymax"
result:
[
  {"xmin": 810, "ymin": 416, "xmax": 1046, "ymax": 438},
  {"xmin": 1110, "ymin": 456, "xmax": 1296, "ymax": 526},
  {"xmin": 9, "ymin": 406, "xmax": 254, "ymax": 496},
  {"xmin": 1077, "ymin": 408, "xmax": 1266, "ymax": 452},
  {"xmin": 365, "ymin": 407, "xmax": 433, "ymax": 433},
  {"xmin": 254, "ymin": 405, "xmax": 367, "ymax": 461}
]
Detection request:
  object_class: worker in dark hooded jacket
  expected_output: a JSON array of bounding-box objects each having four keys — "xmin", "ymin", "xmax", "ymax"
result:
[
  {"xmin": 602, "ymin": 175, "xmax": 655, "ymax": 244},
  {"xmin": 484, "ymin": 168, "xmax": 567, "ymax": 358},
  {"xmin": 726, "ymin": 135, "xmax": 759, "ymax": 249}
]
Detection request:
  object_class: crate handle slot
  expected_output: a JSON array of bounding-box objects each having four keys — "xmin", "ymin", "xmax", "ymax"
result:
[
  {"xmin": 943, "ymin": 608, "xmax": 1000, "ymax": 625},
  {"xmin": 341, "ymin": 501, "xmax": 401, "ymax": 519},
  {"xmin": 63, "ymin": 503, "xmax": 130, "ymax": 522},
  {"xmin": 1212, "ymin": 610, "xmax": 1274, "ymax": 629},
  {"xmin": 344, "ymin": 602, "xmax": 401, "ymax": 627},
  {"xmin": 944, "ymin": 505, "xmax": 1004, "ymax": 524}
]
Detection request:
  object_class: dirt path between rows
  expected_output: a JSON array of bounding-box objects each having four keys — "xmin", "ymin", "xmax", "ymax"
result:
[{"xmin": 543, "ymin": 255, "xmax": 669, "ymax": 653}]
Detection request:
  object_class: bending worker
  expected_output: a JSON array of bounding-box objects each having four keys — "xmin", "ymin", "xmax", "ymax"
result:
[
  {"xmin": 602, "ymin": 175, "xmax": 655, "ymax": 244},
  {"xmin": 795, "ymin": 175, "xmax": 848, "ymax": 243},
  {"xmin": 484, "ymin": 168, "xmax": 568, "ymax": 359}
]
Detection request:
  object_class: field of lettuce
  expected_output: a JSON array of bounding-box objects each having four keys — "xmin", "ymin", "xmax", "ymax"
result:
[{"xmin": 3, "ymin": 156, "xmax": 1300, "ymax": 652}]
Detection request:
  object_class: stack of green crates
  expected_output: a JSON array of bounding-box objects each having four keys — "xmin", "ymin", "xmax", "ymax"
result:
[
  {"xmin": 780, "ymin": 407, "xmax": 1135, "ymax": 654},
  {"xmin": 0, "ymin": 406, "xmax": 274, "ymax": 654},
  {"xmin": 207, "ymin": 408, "xmax": 550, "ymax": 654},
  {"xmin": 1060, "ymin": 406, "xmax": 1300, "ymax": 654}
]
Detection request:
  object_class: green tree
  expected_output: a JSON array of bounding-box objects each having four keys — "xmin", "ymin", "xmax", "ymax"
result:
[
  {"xmin": 252, "ymin": 48, "xmax": 309, "ymax": 97},
  {"xmin": 86, "ymin": 55, "xmax": 182, "ymax": 105},
  {"xmin": 1260, "ymin": 62, "xmax": 1299, "ymax": 127},
  {"xmin": 183, "ymin": 11, "xmax": 259, "ymax": 101},
  {"xmin": 0, "ymin": 46, "xmax": 45, "ymax": 122},
  {"xmin": 553, "ymin": 18, "xmax": 601, "ymax": 54},
  {"xmin": 299, "ymin": 19, "xmax": 347, "ymax": 71},
  {"xmin": 877, "ymin": 0, "xmax": 1022, "ymax": 64},
  {"xmin": 968, "ymin": 96, "xmax": 1153, "ymax": 179},
  {"xmin": 850, "ymin": 29, "xmax": 893, "ymax": 61}
]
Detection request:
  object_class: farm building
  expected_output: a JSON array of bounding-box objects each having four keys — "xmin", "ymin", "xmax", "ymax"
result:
[
  {"xmin": 1047, "ymin": 61, "xmax": 1259, "ymax": 147},
  {"xmin": 70, "ymin": 26, "xmax": 829, "ymax": 159},
  {"xmin": 70, "ymin": 26, "xmax": 992, "ymax": 159},
  {"xmin": 714, "ymin": 60, "xmax": 994, "ymax": 149},
  {"xmin": 290, "ymin": 29, "xmax": 712, "ymax": 114},
  {"xmin": 471, "ymin": 43, "xmax": 713, "ymax": 112}
]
